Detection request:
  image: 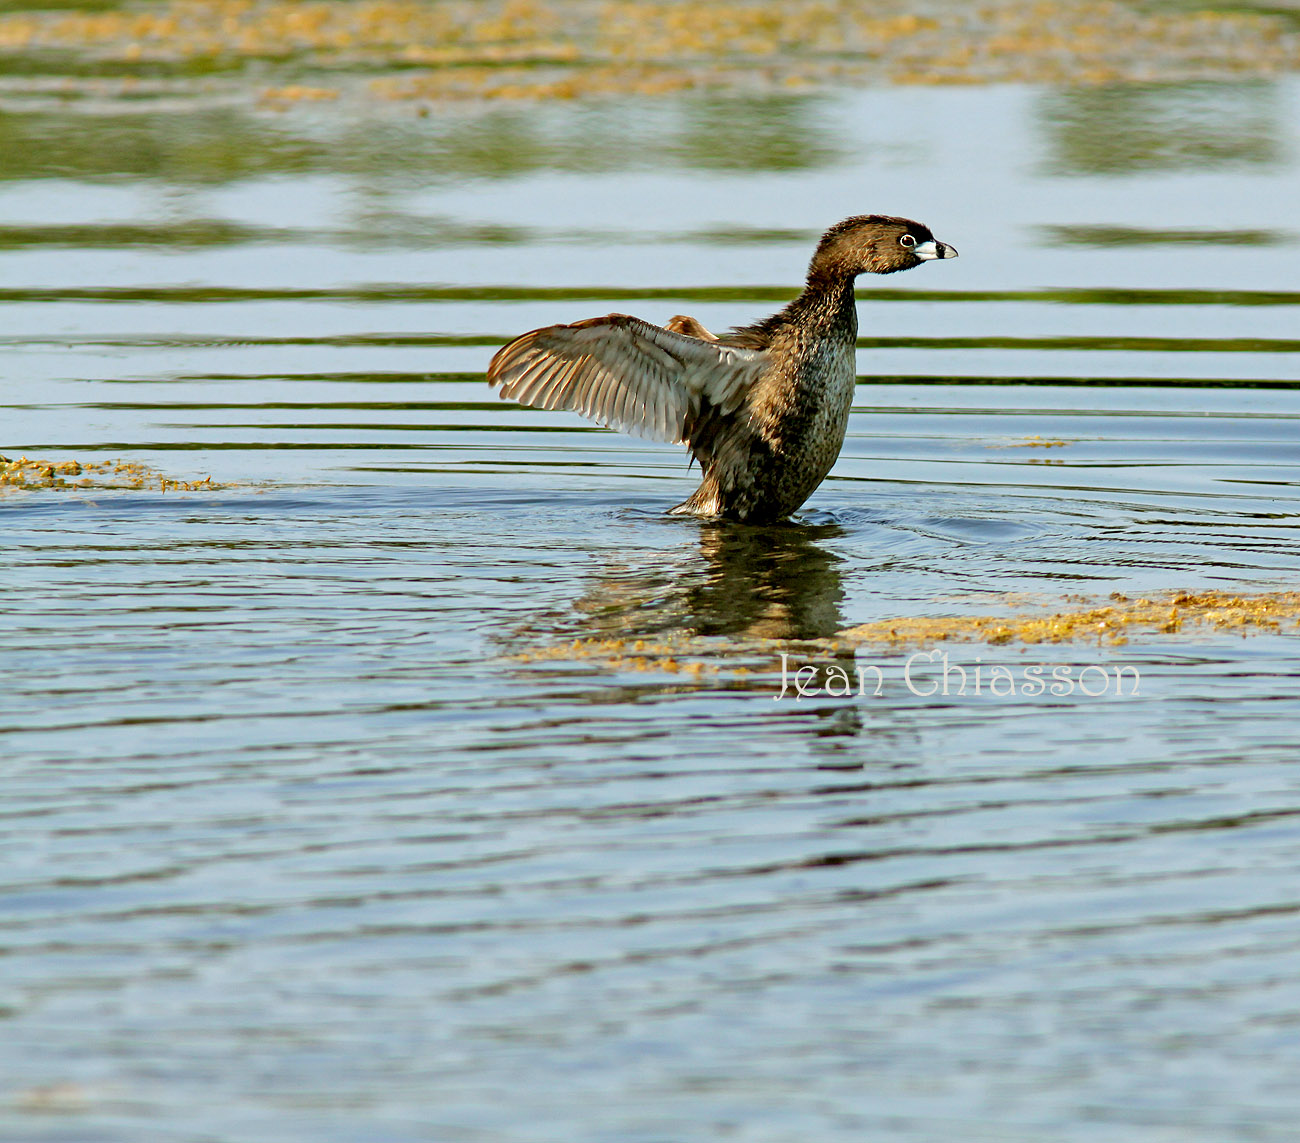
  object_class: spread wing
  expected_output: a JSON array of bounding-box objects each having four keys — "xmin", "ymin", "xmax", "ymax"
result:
[{"xmin": 486, "ymin": 313, "xmax": 766, "ymax": 445}]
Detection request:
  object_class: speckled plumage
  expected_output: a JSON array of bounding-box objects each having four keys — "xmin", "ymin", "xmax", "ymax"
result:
[{"xmin": 487, "ymin": 215, "xmax": 956, "ymax": 522}]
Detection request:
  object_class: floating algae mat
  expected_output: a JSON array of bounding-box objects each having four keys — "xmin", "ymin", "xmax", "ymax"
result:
[
  {"xmin": 511, "ymin": 590, "xmax": 1300, "ymax": 677},
  {"xmin": 3, "ymin": 0, "xmax": 1300, "ymax": 105},
  {"xmin": 838, "ymin": 591, "xmax": 1300, "ymax": 648},
  {"xmin": 0, "ymin": 455, "xmax": 228, "ymax": 494}
]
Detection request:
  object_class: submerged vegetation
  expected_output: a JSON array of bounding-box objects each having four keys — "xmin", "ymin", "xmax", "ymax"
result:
[{"xmin": 0, "ymin": 0, "xmax": 1299, "ymax": 106}]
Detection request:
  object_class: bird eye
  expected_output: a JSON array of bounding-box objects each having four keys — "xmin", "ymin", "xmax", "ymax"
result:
[{"xmin": 899, "ymin": 234, "xmax": 917, "ymax": 248}]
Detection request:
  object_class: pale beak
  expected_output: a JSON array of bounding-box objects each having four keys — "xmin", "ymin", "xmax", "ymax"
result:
[{"xmin": 913, "ymin": 240, "xmax": 957, "ymax": 260}]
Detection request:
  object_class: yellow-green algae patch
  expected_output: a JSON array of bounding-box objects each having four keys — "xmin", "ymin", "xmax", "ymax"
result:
[
  {"xmin": 507, "ymin": 591, "xmax": 1300, "ymax": 677},
  {"xmin": 0, "ymin": 455, "xmax": 230, "ymax": 494},
  {"xmin": 511, "ymin": 634, "xmax": 726, "ymax": 676},
  {"xmin": 840, "ymin": 591, "xmax": 1300, "ymax": 648},
  {"xmin": 3, "ymin": 0, "xmax": 1300, "ymax": 105}
]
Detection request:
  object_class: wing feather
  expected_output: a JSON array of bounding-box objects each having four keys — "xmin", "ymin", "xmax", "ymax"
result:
[
  {"xmin": 574, "ymin": 367, "xmax": 600, "ymax": 420},
  {"xmin": 540, "ymin": 356, "xmax": 581, "ymax": 410},
  {"xmin": 487, "ymin": 313, "xmax": 766, "ymax": 444},
  {"xmin": 537, "ymin": 357, "xmax": 576, "ymax": 411}
]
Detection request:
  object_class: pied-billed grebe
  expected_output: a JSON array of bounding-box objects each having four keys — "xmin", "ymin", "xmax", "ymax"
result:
[{"xmin": 487, "ymin": 215, "xmax": 957, "ymax": 522}]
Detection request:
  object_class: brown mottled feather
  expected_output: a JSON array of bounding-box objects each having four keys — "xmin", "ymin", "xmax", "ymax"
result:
[{"xmin": 664, "ymin": 314, "xmax": 719, "ymax": 340}]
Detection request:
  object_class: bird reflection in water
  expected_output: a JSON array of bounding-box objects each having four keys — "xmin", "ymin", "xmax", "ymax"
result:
[{"xmin": 557, "ymin": 518, "xmax": 849, "ymax": 645}]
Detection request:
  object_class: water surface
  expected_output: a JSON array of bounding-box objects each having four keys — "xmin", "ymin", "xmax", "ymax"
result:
[{"xmin": 4, "ymin": 79, "xmax": 1300, "ymax": 1142}]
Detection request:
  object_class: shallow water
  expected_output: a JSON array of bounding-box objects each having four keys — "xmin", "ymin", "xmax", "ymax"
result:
[{"xmin": 4, "ymin": 79, "xmax": 1300, "ymax": 1141}]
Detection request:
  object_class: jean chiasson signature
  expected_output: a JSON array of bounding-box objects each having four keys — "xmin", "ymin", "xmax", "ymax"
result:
[{"xmin": 776, "ymin": 649, "xmax": 1140, "ymax": 700}]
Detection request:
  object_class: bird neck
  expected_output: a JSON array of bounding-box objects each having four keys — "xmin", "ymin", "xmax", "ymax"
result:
[{"xmin": 787, "ymin": 271, "xmax": 859, "ymax": 334}]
